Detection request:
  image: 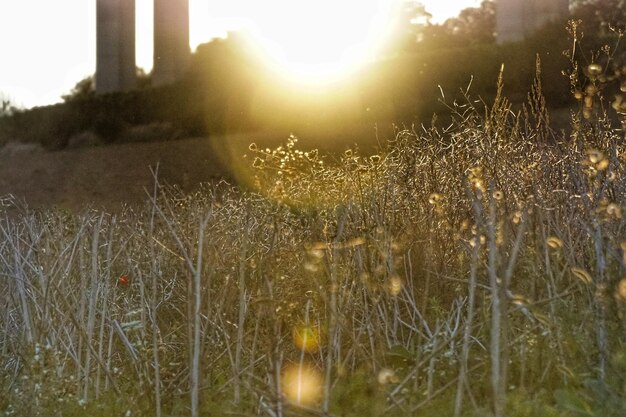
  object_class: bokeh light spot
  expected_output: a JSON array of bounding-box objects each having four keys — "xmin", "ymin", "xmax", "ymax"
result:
[
  {"xmin": 293, "ymin": 325, "xmax": 322, "ymax": 353},
  {"xmin": 282, "ymin": 364, "xmax": 323, "ymax": 405},
  {"xmin": 377, "ymin": 367, "xmax": 398, "ymax": 385}
]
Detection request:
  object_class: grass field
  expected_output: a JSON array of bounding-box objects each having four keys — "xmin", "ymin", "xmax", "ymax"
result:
[{"xmin": 1, "ymin": 56, "xmax": 626, "ymax": 417}]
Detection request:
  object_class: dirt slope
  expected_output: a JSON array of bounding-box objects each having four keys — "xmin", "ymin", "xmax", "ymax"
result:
[
  {"xmin": 0, "ymin": 124, "xmax": 388, "ymax": 213},
  {"xmin": 0, "ymin": 136, "xmax": 246, "ymax": 213}
]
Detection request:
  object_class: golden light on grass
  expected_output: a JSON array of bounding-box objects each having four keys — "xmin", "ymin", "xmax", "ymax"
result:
[
  {"xmin": 387, "ymin": 275, "xmax": 403, "ymax": 296},
  {"xmin": 587, "ymin": 149, "xmax": 604, "ymax": 164},
  {"xmin": 606, "ymin": 203, "xmax": 622, "ymax": 219},
  {"xmin": 571, "ymin": 267, "xmax": 593, "ymax": 285},
  {"xmin": 586, "ymin": 63, "xmax": 603, "ymax": 77},
  {"xmin": 546, "ymin": 236, "xmax": 563, "ymax": 250},
  {"xmin": 377, "ymin": 367, "xmax": 398, "ymax": 385},
  {"xmin": 468, "ymin": 166, "xmax": 485, "ymax": 192},
  {"xmin": 585, "ymin": 149, "xmax": 609, "ymax": 170},
  {"xmin": 304, "ymin": 262, "xmax": 319, "ymax": 273},
  {"xmin": 510, "ymin": 293, "xmax": 530, "ymax": 307},
  {"xmin": 281, "ymin": 364, "xmax": 323, "ymax": 405},
  {"xmin": 293, "ymin": 325, "xmax": 322, "ymax": 353},
  {"xmin": 428, "ymin": 193, "xmax": 443, "ymax": 204},
  {"xmin": 307, "ymin": 249, "xmax": 325, "ymax": 260}
]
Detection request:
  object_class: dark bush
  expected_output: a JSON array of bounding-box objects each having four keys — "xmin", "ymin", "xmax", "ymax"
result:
[{"xmin": 0, "ymin": 27, "xmax": 585, "ymax": 148}]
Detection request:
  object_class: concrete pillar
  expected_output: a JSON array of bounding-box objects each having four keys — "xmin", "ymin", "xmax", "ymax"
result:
[
  {"xmin": 496, "ymin": 0, "xmax": 570, "ymax": 44},
  {"xmin": 96, "ymin": 0, "xmax": 136, "ymax": 93},
  {"xmin": 153, "ymin": 0, "xmax": 190, "ymax": 86},
  {"xmin": 496, "ymin": 0, "xmax": 528, "ymax": 43},
  {"xmin": 531, "ymin": 0, "xmax": 570, "ymax": 31}
]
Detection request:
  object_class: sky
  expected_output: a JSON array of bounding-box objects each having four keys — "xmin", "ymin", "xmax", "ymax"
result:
[{"xmin": 0, "ymin": 0, "xmax": 479, "ymax": 109}]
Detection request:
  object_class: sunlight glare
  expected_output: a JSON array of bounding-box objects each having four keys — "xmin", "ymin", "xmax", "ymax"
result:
[
  {"xmin": 246, "ymin": 0, "xmax": 395, "ymax": 83},
  {"xmin": 424, "ymin": 0, "xmax": 480, "ymax": 23}
]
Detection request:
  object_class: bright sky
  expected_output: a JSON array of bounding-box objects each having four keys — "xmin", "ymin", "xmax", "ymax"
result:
[{"xmin": 0, "ymin": 0, "xmax": 479, "ymax": 109}]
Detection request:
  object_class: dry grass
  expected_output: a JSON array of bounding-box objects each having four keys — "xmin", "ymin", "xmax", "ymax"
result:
[{"xmin": 1, "ymin": 39, "xmax": 626, "ymax": 417}]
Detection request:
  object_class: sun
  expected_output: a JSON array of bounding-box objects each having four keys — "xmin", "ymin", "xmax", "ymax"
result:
[{"xmin": 243, "ymin": 0, "xmax": 395, "ymax": 83}]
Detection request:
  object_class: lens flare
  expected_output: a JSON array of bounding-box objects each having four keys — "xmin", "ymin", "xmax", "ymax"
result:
[
  {"xmin": 293, "ymin": 325, "xmax": 322, "ymax": 353},
  {"xmin": 281, "ymin": 364, "xmax": 323, "ymax": 405}
]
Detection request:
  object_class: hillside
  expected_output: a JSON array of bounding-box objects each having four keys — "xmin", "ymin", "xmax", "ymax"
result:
[
  {"xmin": 0, "ymin": 136, "xmax": 233, "ymax": 212},
  {"xmin": 0, "ymin": 124, "xmax": 389, "ymax": 212}
]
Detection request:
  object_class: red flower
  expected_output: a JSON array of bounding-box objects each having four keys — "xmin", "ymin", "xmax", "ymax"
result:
[{"xmin": 118, "ymin": 275, "xmax": 129, "ymax": 286}]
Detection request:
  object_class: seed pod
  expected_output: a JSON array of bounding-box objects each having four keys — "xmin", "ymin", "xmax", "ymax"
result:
[{"xmin": 587, "ymin": 63, "xmax": 603, "ymax": 76}]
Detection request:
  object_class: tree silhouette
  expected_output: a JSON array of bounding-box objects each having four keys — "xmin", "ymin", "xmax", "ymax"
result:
[
  {"xmin": 1, "ymin": 94, "xmax": 18, "ymax": 117},
  {"xmin": 383, "ymin": 1, "xmax": 433, "ymax": 54},
  {"xmin": 384, "ymin": 1, "xmax": 496, "ymax": 53},
  {"xmin": 62, "ymin": 76, "xmax": 95, "ymax": 102},
  {"xmin": 442, "ymin": 0, "xmax": 495, "ymax": 45},
  {"xmin": 571, "ymin": 0, "xmax": 626, "ymax": 33}
]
